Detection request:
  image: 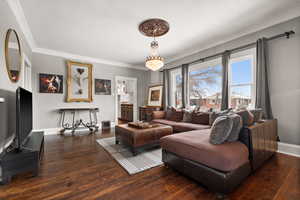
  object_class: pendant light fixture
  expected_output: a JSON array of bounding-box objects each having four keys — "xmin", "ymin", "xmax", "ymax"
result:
[{"xmin": 139, "ymin": 18, "xmax": 169, "ymax": 71}]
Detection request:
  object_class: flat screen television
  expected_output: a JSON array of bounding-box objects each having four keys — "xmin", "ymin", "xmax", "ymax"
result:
[
  {"xmin": 16, "ymin": 87, "xmax": 32, "ymax": 150},
  {"xmin": 0, "ymin": 89, "xmax": 16, "ymax": 155}
]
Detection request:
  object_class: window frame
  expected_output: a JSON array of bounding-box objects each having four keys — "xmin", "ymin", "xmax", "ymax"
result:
[
  {"xmin": 228, "ymin": 48, "xmax": 256, "ymax": 109},
  {"xmin": 170, "ymin": 68, "xmax": 182, "ymax": 108},
  {"xmin": 188, "ymin": 58, "xmax": 222, "ymax": 110}
]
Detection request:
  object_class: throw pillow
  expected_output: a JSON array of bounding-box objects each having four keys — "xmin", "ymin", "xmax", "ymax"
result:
[
  {"xmin": 250, "ymin": 108, "xmax": 263, "ymax": 122},
  {"xmin": 191, "ymin": 111, "xmax": 210, "ymax": 125},
  {"xmin": 209, "ymin": 109, "xmax": 233, "ymax": 126},
  {"xmin": 236, "ymin": 110, "xmax": 254, "ymax": 126},
  {"xmin": 166, "ymin": 107, "xmax": 183, "ymax": 122},
  {"xmin": 209, "ymin": 116, "xmax": 233, "ymax": 145},
  {"xmin": 226, "ymin": 113, "xmax": 243, "ymax": 142},
  {"xmin": 182, "ymin": 109, "xmax": 192, "ymax": 123},
  {"xmin": 165, "ymin": 106, "xmax": 174, "ymax": 120}
]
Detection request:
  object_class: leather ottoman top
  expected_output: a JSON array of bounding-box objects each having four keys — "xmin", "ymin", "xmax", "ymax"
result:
[
  {"xmin": 160, "ymin": 130, "xmax": 249, "ymax": 172},
  {"xmin": 116, "ymin": 123, "xmax": 172, "ymax": 133},
  {"xmin": 116, "ymin": 124, "xmax": 173, "ymax": 147}
]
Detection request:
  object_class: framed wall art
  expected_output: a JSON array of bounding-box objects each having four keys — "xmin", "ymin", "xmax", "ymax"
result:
[
  {"xmin": 39, "ymin": 73, "xmax": 63, "ymax": 93},
  {"xmin": 147, "ymin": 85, "xmax": 163, "ymax": 107},
  {"xmin": 66, "ymin": 61, "xmax": 93, "ymax": 102},
  {"xmin": 95, "ymin": 79, "xmax": 111, "ymax": 95}
]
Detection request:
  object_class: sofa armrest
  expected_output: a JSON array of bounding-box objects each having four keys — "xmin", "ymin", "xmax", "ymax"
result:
[
  {"xmin": 247, "ymin": 119, "xmax": 278, "ymax": 171},
  {"xmin": 152, "ymin": 111, "xmax": 166, "ymax": 120}
]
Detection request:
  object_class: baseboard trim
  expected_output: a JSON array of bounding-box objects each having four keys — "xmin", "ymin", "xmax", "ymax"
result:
[
  {"xmin": 33, "ymin": 128, "xmax": 61, "ymax": 135},
  {"xmin": 278, "ymin": 142, "xmax": 300, "ymax": 158},
  {"xmin": 34, "ymin": 122, "xmax": 116, "ymax": 136}
]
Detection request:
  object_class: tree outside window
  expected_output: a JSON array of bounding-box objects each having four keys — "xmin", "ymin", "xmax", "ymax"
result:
[{"xmin": 189, "ymin": 63, "xmax": 222, "ymax": 110}]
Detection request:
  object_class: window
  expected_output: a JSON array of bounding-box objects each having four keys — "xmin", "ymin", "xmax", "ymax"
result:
[
  {"xmin": 229, "ymin": 48, "xmax": 256, "ymax": 109},
  {"xmin": 189, "ymin": 58, "xmax": 222, "ymax": 110},
  {"xmin": 170, "ymin": 68, "xmax": 182, "ymax": 108},
  {"xmin": 169, "ymin": 49, "xmax": 256, "ymax": 111}
]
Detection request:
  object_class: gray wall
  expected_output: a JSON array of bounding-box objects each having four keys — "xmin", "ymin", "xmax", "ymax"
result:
[
  {"xmin": 0, "ymin": 0, "xmax": 32, "ymax": 92},
  {"xmin": 151, "ymin": 17, "xmax": 300, "ymax": 145},
  {"xmin": 0, "ymin": 0, "xmax": 32, "ymax": 157},
  {"xmin": 32, "ymin": 53, "xmax": 150, "ymax": 129}
]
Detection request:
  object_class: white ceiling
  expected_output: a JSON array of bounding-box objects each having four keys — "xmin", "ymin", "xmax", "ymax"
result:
[{"xmin": 16, "ymin": 0, "xmax": 300, "ymax": 68}]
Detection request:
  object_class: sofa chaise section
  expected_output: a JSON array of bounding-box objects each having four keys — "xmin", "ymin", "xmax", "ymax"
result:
[
  {"xmin": 160, "ymin": 130, "xmax": 249, "ymax": 172},
  {"xmin": 160, "ymin": 119, "xmax": 278, "ymax": 195}
]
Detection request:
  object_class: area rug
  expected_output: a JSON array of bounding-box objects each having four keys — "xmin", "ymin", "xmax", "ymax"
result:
[{"xmin": 96, "ymin": 137, "xmax": 163, "ymax": 175}]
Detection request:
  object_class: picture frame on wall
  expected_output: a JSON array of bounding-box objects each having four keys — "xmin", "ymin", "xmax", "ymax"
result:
[
  {"xmin": 95, "ymin": 79, "xmax": 111, "ymax": 95},
  {"xmin": 147, "ymin": 85, "xmax": 163, "ymax": 107},
  {"xmin": 66, "ymin": 61, "xmax": 93, "ymax": 102},
  {"xmin": 39, "ymin": 73, "xmax": 63, "ymax": 93}
]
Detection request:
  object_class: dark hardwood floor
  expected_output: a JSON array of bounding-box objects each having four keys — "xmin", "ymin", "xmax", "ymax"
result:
[{"xmin": 0, "ymin": 129, "xmax": 299, "ymax": 200}]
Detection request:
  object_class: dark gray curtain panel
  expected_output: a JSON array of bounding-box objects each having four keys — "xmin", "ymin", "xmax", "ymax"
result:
[
  {"xmin": 256, "ymin": 38, "xmax": 273, "ymax": 119},
  {"xmin": 181, "ymin": 64, "xmax": 189, "ymax": 108},
  {"xmin": 163, "ymin": 69, "xmax": 170, "ymax": 110},
  {"xmin": 221, "ymin": 51, "xmax": 231, "ymax": 110}
]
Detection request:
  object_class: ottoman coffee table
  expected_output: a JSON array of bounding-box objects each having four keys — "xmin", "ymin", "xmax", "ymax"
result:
[{"xmin": 115, "ymin": 123, "xmax": 173, "ymax": 156}]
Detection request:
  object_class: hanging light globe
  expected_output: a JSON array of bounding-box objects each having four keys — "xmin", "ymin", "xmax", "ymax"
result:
[{"xmin": 145, "ymin": 40, "xmax": 164, "ymax": 71}]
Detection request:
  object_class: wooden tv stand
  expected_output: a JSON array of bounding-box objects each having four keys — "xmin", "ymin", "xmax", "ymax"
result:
[{"xmin": 0, "ymin": 131, "xmax": 44, "ymax": 184}]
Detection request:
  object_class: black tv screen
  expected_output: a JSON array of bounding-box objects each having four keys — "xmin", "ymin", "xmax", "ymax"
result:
[{"xmin": 16, "ymin": 87, "xmax": 32, "ymax": 149}]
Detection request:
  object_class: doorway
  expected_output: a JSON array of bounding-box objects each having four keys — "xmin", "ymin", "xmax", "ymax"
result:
[{"xmin": 115, "ymin": 76, "xmax": 138, "ymax": 125}]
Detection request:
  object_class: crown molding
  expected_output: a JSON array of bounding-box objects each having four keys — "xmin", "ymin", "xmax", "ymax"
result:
[
  {"xmin": 7, "ymin": 0, "xmax": 148, "ymax": 71},
  {"xmin": 165, "ymin": 15, "xmax": 300, "ymax": 67},
  {"xmin": 33, "ymin": 47, "xmax": 148, "ymax": 70}
]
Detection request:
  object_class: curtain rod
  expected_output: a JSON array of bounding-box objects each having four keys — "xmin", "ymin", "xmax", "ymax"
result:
[{"xmin": 160, "ymin": 30, "xmax": 295, "ymax": 72}]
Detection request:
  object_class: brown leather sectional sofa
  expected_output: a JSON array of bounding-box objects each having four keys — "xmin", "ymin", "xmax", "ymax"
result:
[{"xmin": 152, "ymin": 110, "xmax": 278, "ymax": 195}]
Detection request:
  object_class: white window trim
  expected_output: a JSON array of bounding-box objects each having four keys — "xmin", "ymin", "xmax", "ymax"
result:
[
  {"xmin": 189, "ymin": 58, "xmax": 222, "ymax": 72},
  {"xmin": 228, "ymin": 48, "xmax": 256, "ymax": 109},
  {"xmin": 170, "ymin": 68, "xmax": 182, "ymax": 108}
]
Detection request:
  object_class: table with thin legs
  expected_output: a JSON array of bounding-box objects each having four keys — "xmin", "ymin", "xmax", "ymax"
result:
[{"xmin": 58, "ymin": 108, "xmax": 99, "ymax": 134}]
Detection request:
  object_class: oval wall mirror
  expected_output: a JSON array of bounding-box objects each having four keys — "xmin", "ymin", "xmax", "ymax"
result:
[{"xmin": 5, "ymin": 29, "xmax": 22, "ymax": 83}]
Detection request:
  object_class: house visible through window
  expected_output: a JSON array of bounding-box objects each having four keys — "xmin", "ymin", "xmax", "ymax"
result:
[
  {"xmin": 189, "ymin": 58, "xmax": 222, "ymax": 110},
  {"xmin": 229, "ymin": 48, "xmax": 256, "ymax": 109},
  {"xmin": 170, "ymin": 68, "xmax": 182, "ymax": 108}
]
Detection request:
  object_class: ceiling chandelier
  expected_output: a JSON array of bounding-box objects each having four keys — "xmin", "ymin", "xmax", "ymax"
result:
[{"xmin": 139, "ymin": 18, "xmax": 169, "ymax": 71}]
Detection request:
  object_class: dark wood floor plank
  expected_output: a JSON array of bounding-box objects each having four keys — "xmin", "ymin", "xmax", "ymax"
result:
[
  {"xmin": 273, "ymin": 167, "xmax": 300, "ymax": 200},
  {"xmin": 0, "ymin": 130, "xmax": 299, "ymax": 200}
]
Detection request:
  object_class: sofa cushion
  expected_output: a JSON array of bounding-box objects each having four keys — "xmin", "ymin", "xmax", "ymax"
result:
[
  {"xmin": 226, "ymin": 114, "xmax": 243, "ymax": 142},
  {"xmin": 165, "ymin": 107, "xmax": 183, "ymax": 122},
  {"xmin": 152, "ymin": 119, "xmax": 179, "ymax": 127},
  {"xmin": 209, "ymin": 109, "xmax": 232, "ymax": 125},
  {"xmin": 210, "ymin": 116, "xmax": 233, "ymax": 145},
  {"xmin": 152, "ymin": 111, "xmax": 165, "ymax": 120},
  {"xmin": 182, "ymin": 109, "xmax": 192, "ymax": 123},
  {"xmin": 191, "ymin": 112, "xmax": 210, "ymax": 125},
  {"xmin": 174, "ymin": 122, "xmax": 210, "ymax": 132},
  {"xmin": 249, "ymin": 108, "xmax": 263, "ymax": 122},
  {"xmin": 165, "ymin": 107, "xmax": 174, "ymax": 119},
  {"xmin": 236, "ymin": 110, "xmax": 254, "ymax": 126},
  {"xmin": 152, "ymin": 119, "xmax": 210, "ymax": 132},
  {"xmin": 160, "ymin": 130, "xmax": 249, "ymax": 172}
]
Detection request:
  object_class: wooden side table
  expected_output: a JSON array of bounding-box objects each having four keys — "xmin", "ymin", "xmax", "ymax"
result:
[
  {"xmin": 139, "ymin": 106, "xmax": 161, "ymax": 122},
  {"xmin": 120, "ymin": 104, "xmax": 133, "ymax": 122}
]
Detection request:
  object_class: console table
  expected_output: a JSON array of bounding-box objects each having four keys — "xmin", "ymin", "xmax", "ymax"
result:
[{"xmin": 58, "ymin": 108, "xmax": 99, "ymax": 134}]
